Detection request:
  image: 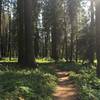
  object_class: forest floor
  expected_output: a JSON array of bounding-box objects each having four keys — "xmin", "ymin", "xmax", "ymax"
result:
[{"xmin": 52, "ymin": 65, "xmax": 78, "ymax": 100}]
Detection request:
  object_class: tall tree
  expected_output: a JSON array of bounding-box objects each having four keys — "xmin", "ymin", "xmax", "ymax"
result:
[
  {"xmin": 87, "ymin": 0, "xmax": 95, "ymax": 64},
  {"xmin": 24, "ymin": 0, "xmax": 36, "ymax": 67},
  {"xmin": 17, "ymin": 0, "xmax": 25, "ymax": 65},
  {"xmin": 0, "ymin": 0, "xmax": 2, "ymax": 59},
  {"xmin": 96, "ymin": 0, "xmax": 100, "ymax": 77},
  {"xmin": 18, "ymin": 0, "xmax": 36, "ymax": 67}
]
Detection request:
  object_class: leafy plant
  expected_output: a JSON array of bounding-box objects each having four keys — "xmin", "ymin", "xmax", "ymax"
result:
[
  {"xmin": 0, "ymin": 66, "xmax": 57, "ymax": 100},
  {"xmin": 70, "ymin": 67, "xmax": 100, "ymax": 100}
]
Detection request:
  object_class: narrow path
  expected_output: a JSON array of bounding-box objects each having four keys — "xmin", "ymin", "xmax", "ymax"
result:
[{"xmin": 53, "ymin": 68, "xmax": 78, "ymax": 100}]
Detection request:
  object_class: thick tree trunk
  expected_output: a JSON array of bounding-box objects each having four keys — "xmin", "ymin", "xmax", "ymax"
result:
[
  {"xmin": 96, "ymin": 0, "xmax": 100, "ymax": 77},
  {"xmin": 24, "ymin": 0, "xmax": 36, "ymax": 67},
  {"xmin": 17, "ymin": 0, "xmax": 26, "ymax": 65}
]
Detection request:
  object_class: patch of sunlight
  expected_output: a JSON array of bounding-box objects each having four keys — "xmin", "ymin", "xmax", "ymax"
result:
[
  {"xmin": 59, "ymin": 58, "xmax": 66, "ymax": 62},
  {"xmin": 94, "ymin": 60, "xmax": 97, "ymax": 64},
  {"xmin": 0, "ymin": 57, "xmax": 18, "ymax": 62},
  {"xmin": 36, "ymin": 58, "xmax": 54, "ymax": 63}
]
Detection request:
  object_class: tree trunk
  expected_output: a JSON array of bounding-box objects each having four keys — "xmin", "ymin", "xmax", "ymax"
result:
[
  {"xmin": 17, "ymin": 0, "xmax": 26, "ymax": 65},
  {"xmin": 24, "ymin": 0, "xmax": 36, "ymax": 67},
  {"xmin": 34, "ymin": 25, "xmax": 39, "ymax": 58},
  {"xmin": 0, "ymin": 0, "xmax": 2, "ymax": 59},
  {"xmin": 88, "ymin": 0, "xmax": 95, "ymax": 64},
  {"xmin": 96, "ymin": 0, "xmax": 100, "ymax": 77},
  {"xmin": 75, "ymin": 36, "xmax": 78, "ymax": 62},
  {"xmin": 51, "ymin": 27, "xmax": 59, "ymax": 62},
  {"xmin": 8, "ymin": 3, "xmax": 12, "ymax": 61},
  {"xmin": 44, "ymin": 32, "xmax": 49, "ymax": 57},
  {"xmin": 70, "ymin": 24, "xmax": 74, "ymax": 62}
]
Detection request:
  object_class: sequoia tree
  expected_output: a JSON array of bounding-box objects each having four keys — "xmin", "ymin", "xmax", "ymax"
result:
[
  {"xmin": 18, "ymin": 0, "xmax": 36, "ymax": 67},
  {"xmin": 24, "ymin": 0, "xmax": 36, "ymax": 67}
]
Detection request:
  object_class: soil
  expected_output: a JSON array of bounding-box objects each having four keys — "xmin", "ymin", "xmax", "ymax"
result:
[{"xmin": 53, "ymin": 68, "xmax": 78, "ymax": 100}]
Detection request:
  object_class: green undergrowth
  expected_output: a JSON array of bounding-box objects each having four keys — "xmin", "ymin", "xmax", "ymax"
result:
[
  {"xmin": 70, "ymin": 66, "xmax": 100, "ymax": 100},
  {"xmin": 0, "ymin": 65, "xmax": 57, "ymax": 100},
  {"xmin": 57, "ymin": 62, "xmax": 82, "ymax": 72}
]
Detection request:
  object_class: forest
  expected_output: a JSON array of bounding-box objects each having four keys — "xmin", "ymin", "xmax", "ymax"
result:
[{"xmin": 0, "ymin": 0, "xmax": 100, "ymax": 100}]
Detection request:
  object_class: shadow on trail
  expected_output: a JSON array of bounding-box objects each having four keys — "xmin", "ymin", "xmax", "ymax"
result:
[{"xmin": 52, "ymin": 63, "xmax": 79, "ymax": 100}]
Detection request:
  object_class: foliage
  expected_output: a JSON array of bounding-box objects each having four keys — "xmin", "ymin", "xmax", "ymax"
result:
[
  {"xmin": 70, "ymin": 67, "xmax": 100, "ymax": 100},
  {"xmin": 0, "ymin": 66, "xmax": 57, "ymax": 100},
  {"xmin": 57, "ymin": 62, "xmax": 81, "ymax": 72}
]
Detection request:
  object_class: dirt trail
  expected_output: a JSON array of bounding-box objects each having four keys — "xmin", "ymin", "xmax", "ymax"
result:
[{"xmin": 53, "ymin": 68, "xmax": 78, "ymax": 100}]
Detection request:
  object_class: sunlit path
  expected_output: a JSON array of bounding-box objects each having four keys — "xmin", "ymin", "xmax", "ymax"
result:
[{"xmin": 53, "ymin": 69, "xmax": 78, "ymax": 100}]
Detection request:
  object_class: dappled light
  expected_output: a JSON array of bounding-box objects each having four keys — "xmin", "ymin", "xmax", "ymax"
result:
[
  {"xmin": 0, "ymin": 0, "xmax": 100, "ymax": 99},
  {"xmin": 53, "ymin": 70, "xmax": 78, "ymax": 100}
]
